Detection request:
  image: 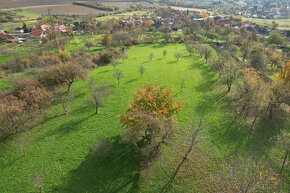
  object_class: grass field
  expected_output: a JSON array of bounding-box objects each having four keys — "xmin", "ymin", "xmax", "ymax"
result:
[
  {"xmin": 0, "ymin": 43, "xmax": 216, "ymax": 192},
  {"xmin": 242, "ymin": 17, "xmax": 290, "ymax": 30},
  {"xmin": 170, "ymin": 6, "xmax": 207, "ymax": 13},
  {"xmin": 0, "ymin": 9, "xmax": 40, "ymax": 32},
  {"xmin": 96, "ymin": 10, "xmax": 151, "ymax": 21}
]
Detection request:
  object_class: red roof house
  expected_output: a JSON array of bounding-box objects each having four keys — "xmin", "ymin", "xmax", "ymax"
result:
[{"xmin": 0, "ymin": 32, "xmax": 11, "ymax": 41}]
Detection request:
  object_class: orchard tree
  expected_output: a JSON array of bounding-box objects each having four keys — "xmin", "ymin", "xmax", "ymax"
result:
[
  {"xmin": 220, "ymin": 58, "xmax": 241, "ymax": 93},
  {"xmin": 241, "ymin": 40, "xmax": 253, "ymax": 61},
  {"xmin": 58, "ymin": 50, "xmax": 71, "ymax": 63},
  {"xmin": 14, "ymin": 135, "xmax": 28, "ymax": 156},
  {"xmin": 185, "ymin": 42, "xmax": 194, "ymax": 55},
  {"xmin": 85, "ymin": 79, "xmax": 111, "ymax": 114},
  {"xmin": 160, "ymin": 26, "xmax": 171, "ymax": 43},
  {"xmin": 174, "ymin": 52, "xmax": 182, "ymax": 62},
  {"xmin": 111, "ymin": 62, "xmax": 118, "ymax": 70},
  {"xmin": 122, "ymin": 54, "xmax": 128, "ymax": 63},
  {"xmin": 42, "ymin": 62, "xmax": 87, "ymax": 92},
  {"xmin": 163, "ymin": 50, "xmax": 167, "ymax": 59},
  {"xmin": 41, "ymin": 62, "xmax": 87, "ymax": 115},
  {"xmin": 113, "ymin": 69, "xmax": 124, "ymax": 84},
  {"xmin": 233, "ymin": 68, "xmax": 271, "ymax": 128},
  {"xmin": 0, "ymin": 86, "xmax": 51, "ymax": 138},
  {"xmin": 0, "ymin": 95, "xmax": 26, "ymax": 137},
  {"xmin": 119, "ymin": 82, "xmax": 184, "ymax": 168},
  {"xmin": 201, "ymin": 45, "xmax": 212, "ymax": 63},
  {"xmin": 267, "ymin": 31, "xmax": 284, "ymax": 45},
  {"xmin": 249, "ymin": 46, "xmax": 267, "ymax": 71},
  {"xmin": 138, "ymin": 65, "xmax": 145, "ymax": 78},
  {"xmin": 102, "ymin": 33, "xmax": 112, "ymax": 48},
  {"xmin": 149, "ymin": 52, "xmax": 154, "ymax": 62},
  {"xmin": 267, "ymin": 49, "xmax": 285, "ymax": 69},
  {"xmin": 85, "ymin": 41, "xmax": 94, "ymax": 51}
]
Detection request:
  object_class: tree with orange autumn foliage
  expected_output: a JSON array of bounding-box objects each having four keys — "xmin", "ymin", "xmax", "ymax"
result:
[{"xmin": 119, "ymin": 82, "xmax": 184, "ymax": 168}]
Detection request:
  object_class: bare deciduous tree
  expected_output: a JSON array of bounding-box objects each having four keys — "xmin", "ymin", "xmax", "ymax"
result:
[
  {"xmin": 139, "ymin": 65, "xmax": 146, "ymax": 78},
  {"xmin": 111, "ymin": 62, "xmax": 118, "ymax": 70},
  {"xmin": 113, "ymin": 69, "xmax": 124, "ymax": 84},
  {"xmin": 85, "ymin": 79, "xmax": 111, "ymax": 114},
  {"xmin": 91, "ymin": 138, "xmax": 112, "ymax": 158},
  {"xmin": 30, "ymin": 173, "xmax": 44, "ymax": 193},
  {"xmin": 14, "ymin": 135, "xmax": 28, "ymax": 156},
  {"xmin": 174, "ymin": 52, "xmax": 182, "ymax": 62},
  {"xmin": 149, "ymin": 53, "xmax": 154, "ymax": 62},
  {"xmin": 163, "ymin": 50, "xmax": 167, "ymax": 59}
]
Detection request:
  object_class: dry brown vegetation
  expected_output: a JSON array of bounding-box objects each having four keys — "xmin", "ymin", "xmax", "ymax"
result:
[
  {"xmin": 25, "ymin": 4, "xmax": 106, "ymax": 15},
  {"xmin": 0, "ymin": 0, "xmax": 74, "ymax": 9},
  {"xmin": 1, "ymin": 1, "xmax": 150, "ymax": 15}
]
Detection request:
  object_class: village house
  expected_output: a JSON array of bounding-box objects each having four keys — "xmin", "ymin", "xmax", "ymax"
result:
[
  {"xmin": 54, "ymin": 24, "xmax": 67, "ymax": 32},
  {"xmin": 0, "ymin": 32, "xmax": 12, "ymax": 42},
  {"xmin": 30, "ymin": 24, "xmax": 50, "ymax": 38},
  {"xmin": 15, "ymin": 26, "xmax": 24, "ymax": 33}
]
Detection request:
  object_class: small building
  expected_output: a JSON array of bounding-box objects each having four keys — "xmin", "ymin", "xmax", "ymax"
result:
[
  {"xmin": 15, "ymin": 27, "xmax": 24, "ymax": 33},
  {"xmin": 54, "ymin": 24, "xmax": 67, "ymax": 32},
  {"xmin": 9, "ymin": 39, "xmax": 19, "ymax": 43},
  {"xmin": 30, "ymin": 25, "xmax": 50, "ymax": 38},
  {"xmin": 0, "ymin": 32, "xmax": 11, "ymax": 42}
]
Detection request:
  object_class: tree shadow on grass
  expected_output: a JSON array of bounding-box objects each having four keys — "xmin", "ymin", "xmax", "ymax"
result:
[
  {"xmin": 152, "ymin": 44, "xmax": 168, "ymax": 49},
  {"xmin": 54, "ymin": 136, "xmax": 142, "ymax": 193},
  {"xmin": 97, "ymin": 69, "xmax": 111, "ymax": 74},
  {"xmin": 206, "ymin": 103, "xmax": 287, "ymax": 157},
  {"xmin": 35, "ymin": 106, "xmax": 95, "ymax": 142},
  {"xmin": 125, "ymin": 78, "xmax": 138, "ymax": 84}
]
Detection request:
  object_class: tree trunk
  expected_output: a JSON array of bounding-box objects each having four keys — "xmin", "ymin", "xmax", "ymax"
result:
[
  {"xmin": 280, "ymin": 150, "xmax": 288, "ymax": 174},
  {"xmin": 267, "ymin": 103, "xmax": 274, "ymax": 119},
  {"xmin": 95, "ymin": 104, "xmax": 98, "ymax": 114},
  {"xmin": 62, "ymin": 102, "xmax": 68, "ymax": 116},
  {"xmin": 67, "ymin": 79, "xmax": 74, "ymax": 93},
  {"xmin": 226, "ymin": 84, "xmax": 231, "ymax": 93}
]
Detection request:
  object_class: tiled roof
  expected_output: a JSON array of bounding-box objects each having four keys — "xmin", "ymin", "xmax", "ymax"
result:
[{"xmin": 30, "ymin": 28, "xmax": 43, "ymax": 36}]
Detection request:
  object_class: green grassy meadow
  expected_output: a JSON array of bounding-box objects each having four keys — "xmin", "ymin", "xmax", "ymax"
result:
[
  {"xmin": 96, "ymin": 10, "xmax": 151, "ymax": 21},
  {"xmin": 0, "ymin": 43, "xmax": 217, "ymax": 192},
  {"xmin": 1, "ymin": 9, "xmax": 39, "ymax": 32}
]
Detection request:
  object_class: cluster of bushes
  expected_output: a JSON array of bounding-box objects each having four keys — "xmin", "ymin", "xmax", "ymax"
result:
[
  {"xmin": 1, "ymin": 52, "xmax": 61, "ymax": 72},
  {"xmin": 73, "ymin": 1, "xmax": 119, "ymax": 11},
  {"xmin": 0, "ymin": 11, "xmax": 14, "ymax": 23},
  {"xmin": 92, "ymin": 49, "xmax": 124, "ymax": 66},
  {"xmin": 0, "ymin": 77, "xmax": 52, "ymax": 139},
  {"xmin": 0, "ymin": 48, "xmax": 92, "ymax": 139}
]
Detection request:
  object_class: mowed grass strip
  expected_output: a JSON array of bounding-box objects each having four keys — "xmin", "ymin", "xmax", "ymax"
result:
[{"xmin": 0, "ymin": 43, "xmax": 213, "ymax": 192}]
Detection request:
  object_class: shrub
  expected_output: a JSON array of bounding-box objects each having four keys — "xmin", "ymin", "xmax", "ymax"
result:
[
  {"xmin": 10, "ymin": 78, "xmax": 40, "ymax": 97},
  {"xmin": 0, "ymin": 70, "xmax": 6, "ymax": 79},
  {"xmin": 41, "ymin": 62, "xmax": 87, "ymax": 91},
  {"xmin": 92, "ymin": 49, "xmax": 123, "ymax": 66}
]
